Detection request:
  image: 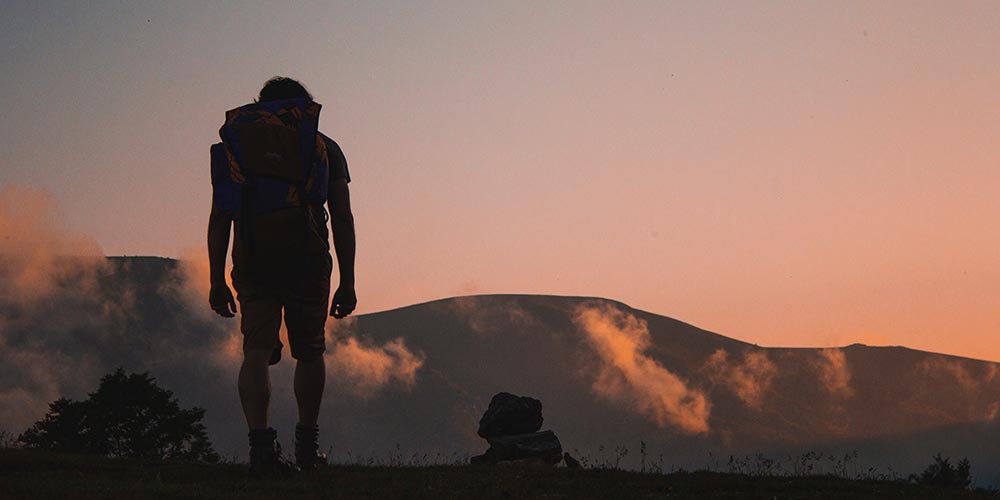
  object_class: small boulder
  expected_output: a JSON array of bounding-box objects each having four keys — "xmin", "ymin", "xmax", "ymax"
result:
[
  {"xmin": 470, "ymin": 430, "xmax": 563, "ymax": 465},
  {"xmin": 563, "ymin": 452, "xmax": 582, "ymax": 469},
  {"xmin": 477, "ymin": 392, "xmax": 543, "ymax": 438}
]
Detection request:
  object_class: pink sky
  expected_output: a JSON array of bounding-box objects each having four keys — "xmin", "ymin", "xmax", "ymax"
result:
[{"xmin": 1, "ymin": 2, "xmax": 998, "ymax": 359}]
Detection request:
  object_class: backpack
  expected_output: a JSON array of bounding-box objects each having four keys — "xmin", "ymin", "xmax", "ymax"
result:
[
  {"xmin": 214, "ymin": 99, "xmax": 331, "ymax": 282},
  {"xmin": 217, "ymin": 98, "xmax": 330, "ymax": 217}
]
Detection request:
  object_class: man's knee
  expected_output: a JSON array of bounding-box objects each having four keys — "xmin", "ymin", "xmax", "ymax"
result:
[
  {"xmin": 244, "ymin": 348, "xmax": 273, "ymax": 365},
  {"xmin": 286, "ymin": 319, "xmax": 326, "ymax": 361},
  {"xmin": 290, "ymin": 346, "xmax": 326, "ymax": 362}
]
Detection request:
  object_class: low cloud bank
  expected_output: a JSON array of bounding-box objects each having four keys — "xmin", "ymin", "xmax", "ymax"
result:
[
  {"xmin": 703, "ymin": 348, "xmax": 777, "ymax": 409},
  {"xmin": 919, "ymin": 357, "xmax": 998, "ymax": 391},
  {"xmin": 327, "ymin": 334, "xmax": 425, "ymax": 397},
  {"xmin": 0, "ymin": 185, "xmax": 424, "ymax": 454},
  {"xmin": 574, "ymin": 303, "xmax": 710, "ymax": 434},
  {"xmin": 0, "ymin": 186, "xmax": 119, "ymax": 433},
  {"xmin": 816, "ymin": 349, "xmax": 853, "ymax": 397},
  {"xmin": 0, "ymin": 185, "xmax": 105, "ymax": 303},
  {"xmin": 448, "ymin": 295, "xmax": 536, "ymax": 335}
]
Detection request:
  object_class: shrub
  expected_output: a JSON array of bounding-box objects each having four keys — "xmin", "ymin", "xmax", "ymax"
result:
[
  {"xmin": 18, "ymin": 368, "xmax": 218, "ymax": 462},
  {"xmin": 911, "ymin": 453, "xmax": 971, "ymax": 490},
  {"xmin": 0, "ymin": 430, "xmax": 18, "ymax": 449}
]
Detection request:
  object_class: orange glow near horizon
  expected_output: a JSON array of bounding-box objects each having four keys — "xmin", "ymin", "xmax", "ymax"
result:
[{"xmin": 1, "ymin": 3, "xmax": 998, "ymax": 361}]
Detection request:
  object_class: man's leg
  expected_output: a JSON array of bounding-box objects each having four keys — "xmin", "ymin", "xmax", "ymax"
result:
[
  {"xmin": 291, "ymin": 353, "xmax": 326, "ymax": 468},
  {"xmin": 237, "ymin": 293, "xmax": 282, "ymax": 429},
  {"xmin": 285, "ymin": 260, "xmax": 330, "ymax": 468},
  {"xmin": 239, "ymin": 348, "xmax": 272, "ymax": 429},
  {"xmin": 294, "ymin": 355, "xmax": 325, "ymax": 426},
  {"xmin": 237, "ymin": 291, "xmax": 288, "ymax": 478},
  {"xmin": 286, "ymin": 253, "xmax": 331, "ymax": 428}
]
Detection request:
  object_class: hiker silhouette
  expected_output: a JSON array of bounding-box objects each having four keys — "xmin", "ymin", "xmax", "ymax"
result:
[{"xmin": 207, "ymin": 76, "xmax": 357, "ymax": 477}]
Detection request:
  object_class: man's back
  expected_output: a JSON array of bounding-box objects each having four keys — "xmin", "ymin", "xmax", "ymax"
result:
[{"xmin": 207, "ymin": 76, "xmax": 357, "ymax": 478}]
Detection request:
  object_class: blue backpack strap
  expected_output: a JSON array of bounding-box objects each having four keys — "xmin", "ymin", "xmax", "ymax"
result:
[
  {"xmin": 306, "ymin": 134, "xmax": 330, "ymax": 204},
  {"xmin": 210, "ymin": 142, "xmax": 238, "ymax": 213}
]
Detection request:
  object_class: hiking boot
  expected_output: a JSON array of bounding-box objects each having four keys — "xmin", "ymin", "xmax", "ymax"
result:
[
  {"xmin": 248, "ymin": 428, "xmax": 298, "ymax": 479},
  {"xmin": 294, "ymin": 423, "xmax": 328, "ymax": 470}
]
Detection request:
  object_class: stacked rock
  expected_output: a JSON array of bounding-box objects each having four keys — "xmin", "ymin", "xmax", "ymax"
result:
[{"xmin": 470, "ymin": 392, "xmax": 564, "ymax": 465}]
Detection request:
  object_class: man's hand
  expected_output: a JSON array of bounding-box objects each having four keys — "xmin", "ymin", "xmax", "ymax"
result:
[
  {"xmin": 210, "ymin": 283, "xmax": 238, "ymax": 318},
  {"xmin": 331, "ymin": 285, "xmax": 357, "ymax": 319}
]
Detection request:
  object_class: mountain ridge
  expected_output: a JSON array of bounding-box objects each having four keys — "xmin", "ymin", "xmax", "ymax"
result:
[
  {"xmin": 6, "ymin": 255, "xmax": 998, "ymax": 485},
  {"xmin": 97, "ymin": 256, "xmax": 996, "ymax": 363}
]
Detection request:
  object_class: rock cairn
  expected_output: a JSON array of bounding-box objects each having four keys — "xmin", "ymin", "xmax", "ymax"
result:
[{"xmin": 470, "ymin": 392, "xmax": 565, "ymax": 465}]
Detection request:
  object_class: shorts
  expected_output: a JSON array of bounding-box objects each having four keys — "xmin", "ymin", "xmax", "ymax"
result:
[{"xmin": 232, "ymin": 253, "xmax": 332, "ymax": 361}]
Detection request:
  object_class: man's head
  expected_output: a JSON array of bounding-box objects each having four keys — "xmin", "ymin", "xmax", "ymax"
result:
[{"xmin": 257, "ymin": 77, "xmax": 313, "ymax": 102}]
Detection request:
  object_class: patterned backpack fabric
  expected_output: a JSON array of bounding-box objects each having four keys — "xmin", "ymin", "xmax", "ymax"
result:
[
  {"xmin": 213, "ymin": 99, "xmax": 331, "ymax": 283},
  {"xmin": 216, "ymin": 98, "xmax": 330, "ymax": 219}
]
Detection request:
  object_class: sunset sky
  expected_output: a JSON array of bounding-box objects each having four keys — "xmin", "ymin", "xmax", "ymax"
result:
[{"xmin": 1, "ymin": 1, "xmax": 998, "ymax": 360}]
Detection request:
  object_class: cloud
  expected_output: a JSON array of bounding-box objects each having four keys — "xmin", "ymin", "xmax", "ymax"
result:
[
  {"xmin": 163, "ymin": 247, "xmax": 243, "ymax": 367},
  {"xmin": 986, "ymin": 402, "xmax": 1000, "ymax": 421},
  {"xmin": 171, "ymin": 247, "xmax": 217, "ymax": 316},
  {"xmin": 171, "ymin": 244, "xmax": 427, "ymax": 395},
  {"xmin": 0, "ymin": 184, "xmax": 433, "ymax": 459},
  {"xmin": 0, "ymin": 185, "xmax": 105, "ymax": 304},
  {"xmin": 917, "ymin": 358, "xmax": 1000, "ymax": 422},
  {"xmin": 703, "ymin": 349, "xmax": 777, "ymax": 409},
  {"xmin": 0, "ymin": 186, "xmax": 112, "ymax": 432},
  {"xmin": 327, "ymin": 333, "xmax": 425, "ymax": 397},
  {"xmin": 574, "ymin": 303, "xmax": 710, "ymax": 433},
  {"xmin": 815, "ymin": 349, "xmax": 853, "ymax": 397},
  {"xmin": 0, "ymin": 331, "xmax": 101, "ymax": 433},
  {"xmin": 919, "ymin": 358, "xmax": 998, "ymax": 391},
  {"xmin": 447, "ymin": 295, "xmax": 536, "ymax": 335},
  {"xmin": 0, "ymin": 186, "xmax": 237, "ymax": 438}
]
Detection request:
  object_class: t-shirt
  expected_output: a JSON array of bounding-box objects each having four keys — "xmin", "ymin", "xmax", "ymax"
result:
[
  {"xmin": 319, "ymin": 133, "xmax": 351, "ymax": 185},
  {"xmin": 210, "ymin": 133, "xmax": 350, "ymax": 286}
]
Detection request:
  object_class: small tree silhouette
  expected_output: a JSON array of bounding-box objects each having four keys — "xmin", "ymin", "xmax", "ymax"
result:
[
  {"xmin": 19, "ymin": 368, "xmax": 218, "ymax": 462},
  {"xmin": 911, "ymin": 453, "xmax": 972, "ymax": 490}
]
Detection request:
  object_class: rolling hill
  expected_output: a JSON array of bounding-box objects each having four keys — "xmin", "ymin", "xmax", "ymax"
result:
[{"xmin": 2, "ymin": 257, "xmax": 998, "ymax": 484}]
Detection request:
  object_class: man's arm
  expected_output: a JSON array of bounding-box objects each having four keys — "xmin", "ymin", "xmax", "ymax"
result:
[
  {"xmin": 328, "ymin": 178, "xmax": 357, "ymax": 318},
  {"xmin": 207, "ymin": 205, "xmax": 237, "ymax": 317}
]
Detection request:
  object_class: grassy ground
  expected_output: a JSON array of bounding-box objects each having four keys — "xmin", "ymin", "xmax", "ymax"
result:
[{"xmin": 0, "ymin": 449, "xmax": 995, "ymax": 500}]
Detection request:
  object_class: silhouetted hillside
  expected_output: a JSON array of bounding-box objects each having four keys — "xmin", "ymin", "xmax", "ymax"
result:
[{"xmin": 3, "ymin": 257, "xmax": 999, "ymax": 485}]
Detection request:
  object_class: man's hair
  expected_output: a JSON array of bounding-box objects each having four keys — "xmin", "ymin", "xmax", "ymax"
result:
[{"xmin": 256, "ymin": 76, "xmax": 313, "ymax": 102}]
